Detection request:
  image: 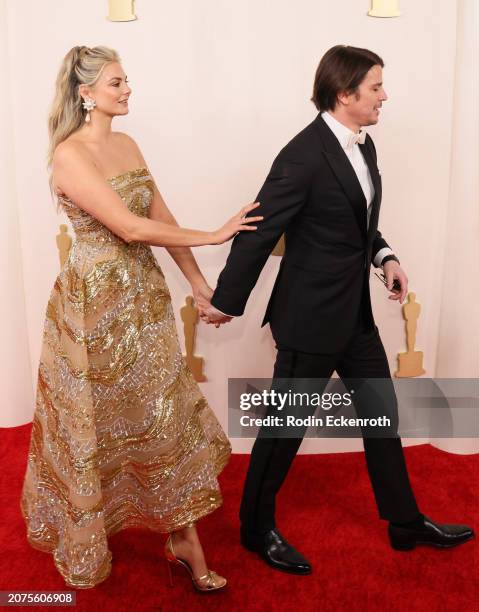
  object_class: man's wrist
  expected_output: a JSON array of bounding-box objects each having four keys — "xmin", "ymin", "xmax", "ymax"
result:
[
  {"xmin": 215, "ymin": 307, "xmax": 235, "ymax": 318},
  {"xmin": 381, "ymin": 254, "xmax": 400, "ymax": 267},
  {"xmin": 373, "ymin": 247, "xmax": 394, "ymax": 268}
]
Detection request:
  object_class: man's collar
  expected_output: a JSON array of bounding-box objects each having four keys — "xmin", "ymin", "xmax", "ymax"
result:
[{"xmin": 321, "ymin": 111, "xmax": 365, "ymax": 149}]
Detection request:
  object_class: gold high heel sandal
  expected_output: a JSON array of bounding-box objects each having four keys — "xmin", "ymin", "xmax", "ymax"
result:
[{"xmin": 164, "ymin": 523, "xmax": 227, "ymax": 592}]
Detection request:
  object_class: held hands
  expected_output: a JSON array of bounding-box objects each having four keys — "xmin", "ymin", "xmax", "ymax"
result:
[
  {"xmin": 212, "ymin": 202, "xmax": 263, "ymax": 244},
  {"xmin": 192, "ymin": 200, "xmax": 263, "ymax": 326},
  {"xmin": 200, "ymin": 303, "xmax": 232, "ymax": 328},
  {"xmin": 383, "ymin": 260, "xmax": 408, "ymax": 304},
  {"xmin": 192, "ymin": 282, "xmax": 232, "ymax": 328}
]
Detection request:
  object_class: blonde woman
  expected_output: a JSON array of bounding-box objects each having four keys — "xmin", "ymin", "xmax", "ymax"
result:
[{"xmin": 19, "ymin": 45, "xmax": 262, "ymax": 591}]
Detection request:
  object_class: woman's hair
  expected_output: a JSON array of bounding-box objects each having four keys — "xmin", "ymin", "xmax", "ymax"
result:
[
  {"xmin": 47, "ymin": 45, "xmax": 120, "ymax": 195},
  {"xmin": 311, "ymin": 45, "xmax": 384, "ymax": 112}
]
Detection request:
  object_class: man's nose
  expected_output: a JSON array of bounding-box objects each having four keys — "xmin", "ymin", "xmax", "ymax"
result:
[{"xmin": 381, "ymin": 89, "xmax": 388, "ymax": 101}]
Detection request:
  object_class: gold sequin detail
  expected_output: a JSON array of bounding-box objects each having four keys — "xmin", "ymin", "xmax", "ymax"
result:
[{"xmin": 20, "ymin": 168, "xmax": 231, "ymax": 589}]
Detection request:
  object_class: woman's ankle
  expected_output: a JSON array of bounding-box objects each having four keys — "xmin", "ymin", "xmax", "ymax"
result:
[{"xmin": 171, "ymin": 523, "xmax": 197, "ymax": 543}]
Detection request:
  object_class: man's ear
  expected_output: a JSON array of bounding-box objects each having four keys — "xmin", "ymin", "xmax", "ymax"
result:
[{"xmin": 336, "ymin": 90, "xmax": 349, "ymax": 107}]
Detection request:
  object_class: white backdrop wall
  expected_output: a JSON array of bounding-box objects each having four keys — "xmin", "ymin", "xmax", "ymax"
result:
[
  {"xmin": 2, "ymin": 0, "xmax": 475, "ymax": 453},
  {"xmin": 0, "ymin": 0, "xmax": 33, "ymax": 427},
  {"xmin": 433, "ymin": 0, "xmax": 479, "ymax": 454}
]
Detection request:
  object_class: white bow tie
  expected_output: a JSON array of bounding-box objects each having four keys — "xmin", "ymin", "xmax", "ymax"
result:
[{"xmin": 345, "ymin": 130, "xmax": 366, "ymax": 149}]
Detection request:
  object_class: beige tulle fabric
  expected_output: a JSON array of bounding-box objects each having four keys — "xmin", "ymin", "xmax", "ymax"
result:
[{"xmin": 20, "ymin": 167, "xmax": 231, "ymax": 589}]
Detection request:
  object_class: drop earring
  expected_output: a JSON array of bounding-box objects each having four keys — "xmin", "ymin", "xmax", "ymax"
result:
[{"xmin": 82, "ymin": 97, "xmax": 96, "ymax": 122}]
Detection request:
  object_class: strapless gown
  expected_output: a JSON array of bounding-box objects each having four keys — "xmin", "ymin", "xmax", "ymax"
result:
[{"xmin": 20, "ymin": 167, "xmax": 231, "ymax": 589}]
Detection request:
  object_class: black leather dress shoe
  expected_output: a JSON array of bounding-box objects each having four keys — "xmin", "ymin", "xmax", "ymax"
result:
[
  {"xmin": 240, "ymin": 527, "xmax": 312, "ymax": 574},
  {"xmin": 388, "ymin": 515, "xmax": 475, "ymax": 550}
]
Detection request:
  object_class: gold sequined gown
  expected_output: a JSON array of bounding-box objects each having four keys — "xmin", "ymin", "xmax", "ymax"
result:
[{"xmin": 20, "ymin": 167, "xmax": 232, "ymax": 589}]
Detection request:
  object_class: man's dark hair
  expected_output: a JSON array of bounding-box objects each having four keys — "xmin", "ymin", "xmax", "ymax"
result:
[{"xmin": 311, "ymin": 45, "xmax": 384, "ymax": 112}]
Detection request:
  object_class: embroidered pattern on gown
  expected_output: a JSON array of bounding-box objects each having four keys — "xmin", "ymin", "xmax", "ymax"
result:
[{"xmin": 20, "ymin": 167, "xmax": 232, "ymax": 589}]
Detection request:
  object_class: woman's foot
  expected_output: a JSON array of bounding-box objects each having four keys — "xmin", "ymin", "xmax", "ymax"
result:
[{"xmin": 167, "ymin": 523, "xmax": 226, "ymax": 590}]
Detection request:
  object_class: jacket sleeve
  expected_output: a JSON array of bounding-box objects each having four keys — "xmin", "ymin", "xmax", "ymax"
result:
[
  {"xmin": 368, "ymin": 136, "xmax": 396, "ymax": 267},
  {"xmin": 211, "ymin": 149, "xmax": 311, "ymax": 316},
  {"xmin": 372, "ymin": 231, "xmax": 394, "ymax": 267}
]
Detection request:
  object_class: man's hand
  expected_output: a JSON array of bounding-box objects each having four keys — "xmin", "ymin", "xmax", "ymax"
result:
[
  {"xmin": 191, "ymin": 282, "xmax": 232, "ymax": 328},
  {"xmin": 383, "ymin": 260, "xmax": 408, "ymax": 303},
  {"xmin": 200, "ymin": 303, "xmax": 233, "ymax": 328}
]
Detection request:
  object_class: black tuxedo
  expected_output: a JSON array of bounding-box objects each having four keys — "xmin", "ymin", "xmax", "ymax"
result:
[
  {"xmin": 211, "ymin": 113, "xmax": 421, "ymax": 534},
  {"xmin": 212, "ymin": 113, "xmax": 390, "ymax": 353}
]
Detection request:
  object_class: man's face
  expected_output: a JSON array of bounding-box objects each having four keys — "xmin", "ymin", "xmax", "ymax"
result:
[{"xmin": 339, "ymin": 64, "xmax": 388, "ymax": 127}]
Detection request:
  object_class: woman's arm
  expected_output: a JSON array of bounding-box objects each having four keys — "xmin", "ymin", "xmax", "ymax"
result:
[
  {"xmin": 122, "ymin": 133, "xmax": 217, "ymax": 286},
  {"xmin": 148, "ymin": 180, "xmax": 209, "ymax": 287},
  {"xmin": 121, "ymin": 134, "xmax": 231, "ymax": 315},
  {"xmin": 52, "ymin": 141, "xmax": 261, "ymax": 248}
]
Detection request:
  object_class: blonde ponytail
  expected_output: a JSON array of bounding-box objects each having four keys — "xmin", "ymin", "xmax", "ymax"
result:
[{"xmin": 47, "ymin": 45, "xmax": 120, "ymax": 198}]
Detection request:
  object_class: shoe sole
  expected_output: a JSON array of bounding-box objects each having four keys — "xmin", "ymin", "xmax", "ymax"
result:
[
  {"xmin": 389, "ymin": 532, "xmax": 475, "ymax": 551},
  {"xmin": 240, "ymin": 539, "xmax": 312, "ymax": 575}
]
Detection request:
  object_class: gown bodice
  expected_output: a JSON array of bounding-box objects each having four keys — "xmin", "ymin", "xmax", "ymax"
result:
[{"xmin": 58, "ymin": 166, "xmax": 153, "ymax": 246}]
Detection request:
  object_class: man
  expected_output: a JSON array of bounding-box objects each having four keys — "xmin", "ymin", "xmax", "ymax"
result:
[{"xmin": 200, "ymin": 45, "xmax": 474, "ymax": 573}]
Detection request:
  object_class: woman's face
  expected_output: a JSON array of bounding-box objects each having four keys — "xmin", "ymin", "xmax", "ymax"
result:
[{"xmin": 79, "ymin": 61, "xmax": 132, "ymax": 118}]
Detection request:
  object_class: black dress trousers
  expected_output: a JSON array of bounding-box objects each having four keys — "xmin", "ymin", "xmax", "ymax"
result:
[{"xmin": 239, "ymin": 316, "xmax": 421, "ymax": 535}]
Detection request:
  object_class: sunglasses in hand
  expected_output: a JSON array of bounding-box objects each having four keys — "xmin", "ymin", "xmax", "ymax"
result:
[{"xmin": 374, "ymin": 272, "xmax": 401, "ymax": 292}]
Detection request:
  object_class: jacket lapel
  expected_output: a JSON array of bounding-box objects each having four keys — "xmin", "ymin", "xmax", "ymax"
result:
[
  {"xmin": 359, "ymin": 138, "xmax": 382, "ymax": 248},
  {"xmin": 313, "ymin": 114, "xmax": 367, "ymax": 240}
]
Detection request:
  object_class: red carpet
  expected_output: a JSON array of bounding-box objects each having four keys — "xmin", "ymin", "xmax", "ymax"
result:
[{"xmin": 1, "ymin": 423, "xmax": 477, "ymax": 611}]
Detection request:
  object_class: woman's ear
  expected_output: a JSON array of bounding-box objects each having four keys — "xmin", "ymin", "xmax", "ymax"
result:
[{"xmin": 78, "ymin": 84, "xmax": 89, "ymax": 100}]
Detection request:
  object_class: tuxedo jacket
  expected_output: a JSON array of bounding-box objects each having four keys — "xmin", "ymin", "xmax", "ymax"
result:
[{"xmin": 211, "ymin": 113, "xmax": 392, "ymax": 354}]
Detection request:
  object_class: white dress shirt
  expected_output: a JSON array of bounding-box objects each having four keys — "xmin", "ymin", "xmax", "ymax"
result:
[
  {"xmin": 321, "ymin": 111, "xmax": 393, "ymax": 267},
  {"xmin": 215, "ymin": 113, "xmax": 394, "ymax": 318}
]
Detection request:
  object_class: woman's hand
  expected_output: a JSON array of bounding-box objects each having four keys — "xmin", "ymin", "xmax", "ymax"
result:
[
  {"xmin": 192, "ymin": 282, "xmax": 214, "ymax": 313},
  {"xmin": 192, "ymin": 281, "xmax": 231, "ymax": 328},
  {"xmin": 212, "ymin": 202, "xmax": 262, "ymax": 245}
]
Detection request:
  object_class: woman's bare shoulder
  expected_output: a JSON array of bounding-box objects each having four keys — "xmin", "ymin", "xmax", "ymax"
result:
[
  {"xmin": 52, "ymin": 140, "xmax": 98, "ymax": 196},
  {"xmin": 113, "ymin": 130, "xmax": 138, "ymax": 144},
  {"xmin": 112, "ymin": 131, "xmax": 142, "ymax": 153},
  {"xmin": 53, "ymin": 137, "xmax": 90, "ymax": 166},
  {"xmin": 112, "ymin": 131, "xmax": 146, "ymax": 164}
]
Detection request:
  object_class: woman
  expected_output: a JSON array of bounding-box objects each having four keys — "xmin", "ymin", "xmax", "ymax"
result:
[{"xmin": 19, "ymin": 45, "xmax": 262, "ymax": 591}]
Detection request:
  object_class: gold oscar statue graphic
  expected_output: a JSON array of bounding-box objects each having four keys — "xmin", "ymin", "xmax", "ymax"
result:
[
  {"xmin": 395, "ymin": 292, "xmax": 426, "ymax": 377},
  {"xmin": 56, "ymin": 224, "xmax": 72, "ymax": 268},
  {"xmin": 180, "ymin": 296, "xmax": 206, "ymax": 382},
  {"xmin": 368, "ymin": 0, "xmax": 401, "ymax": 18},
  {"xmin": 107, "ymin": 0, "xmax": 137, "ymax": 22}
]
